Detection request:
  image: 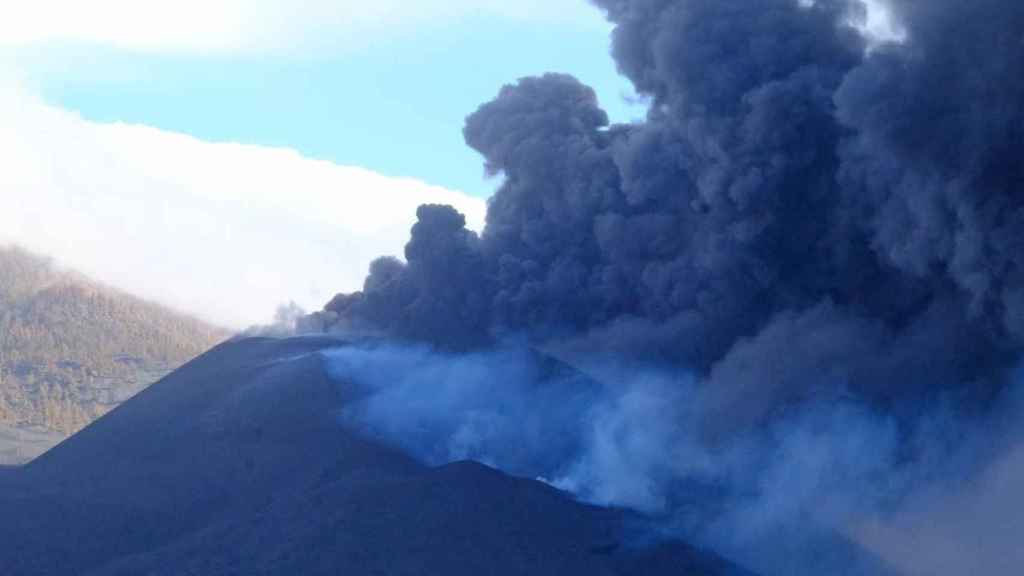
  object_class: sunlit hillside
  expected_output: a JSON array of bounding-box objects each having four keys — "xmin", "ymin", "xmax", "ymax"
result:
[{"xmin": 0, "ymin": 246, "xmax": 228, "ymax": 463}]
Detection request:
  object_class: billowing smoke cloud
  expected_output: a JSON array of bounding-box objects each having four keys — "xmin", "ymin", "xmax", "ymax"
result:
[
  {"xmin": 314, "ymin": 0, "xmax": 1023, "ymax": 423},
  {"xmin": 304, "ymin": 0, "xmax": 1024, "ymax": 573}
]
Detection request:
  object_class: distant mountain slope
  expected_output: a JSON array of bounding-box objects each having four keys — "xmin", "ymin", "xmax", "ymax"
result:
[
  {"xmin": 0, "ymin": 337, "xmax": 753, "ymax": 576},
  {"xmin": 0, "ymin": 246, "xmax": 228, "ymax": 463}
]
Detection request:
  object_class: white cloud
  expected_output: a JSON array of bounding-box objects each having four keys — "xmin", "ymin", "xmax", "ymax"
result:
[
  {"xmin": 0, "ymin": 0, "xmax": 605, "ymax": 54},
  {"xmin": 0, "ymin": 78, "xmax": 487, "ymax": 328},
  {"xmin": 860, "ymin": 0, "xmax": 906, "ymax": 44}
]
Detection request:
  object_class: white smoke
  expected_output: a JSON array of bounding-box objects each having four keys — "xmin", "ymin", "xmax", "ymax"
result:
[{"xmin": 320, "ymin": 342, "xmax": 1024, "ymax": 575}]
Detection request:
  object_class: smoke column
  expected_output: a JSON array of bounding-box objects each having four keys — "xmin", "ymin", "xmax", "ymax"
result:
[{"xmin": 303, "ymin": 1, "xmax": 1024, "ymax": 573}]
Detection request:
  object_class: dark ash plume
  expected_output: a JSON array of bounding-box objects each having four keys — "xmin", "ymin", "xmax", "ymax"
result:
[
  {"xmin": 315, "ymin": 0, "xmax": 1024, "ymax": 424},
  {"xmin": 308, "ymin": 2, "xmax": 1024, "ymax": 573}
]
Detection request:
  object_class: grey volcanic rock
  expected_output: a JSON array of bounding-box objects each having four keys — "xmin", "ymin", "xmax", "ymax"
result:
[{"xmin": 0, "ymin": 337, "xmax": 749, "ymax": 576}]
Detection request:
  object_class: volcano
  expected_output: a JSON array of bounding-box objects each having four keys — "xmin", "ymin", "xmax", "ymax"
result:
[{"xmin": 0, "ymin": 336, "xmax": 753, "ymax": 575}]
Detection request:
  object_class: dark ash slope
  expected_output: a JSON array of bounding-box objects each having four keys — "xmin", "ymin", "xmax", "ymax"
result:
[{"xmin": 0, "ymin": 337, "xmax": 751, "ymax": 576}]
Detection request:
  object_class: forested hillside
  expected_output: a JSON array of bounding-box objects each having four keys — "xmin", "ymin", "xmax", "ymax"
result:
[{"xmin": 0, "ymin": 246, "xmax": 227, "ymax": 463}]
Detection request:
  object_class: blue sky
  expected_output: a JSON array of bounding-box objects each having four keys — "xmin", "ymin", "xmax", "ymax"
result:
[
  {"xmin": 0, "ymin": 1, "xmax": 643, "ymax": 326},
  {"xmin": 19, "ymin": 10, "xmax": 642, "ymax": 197}
]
